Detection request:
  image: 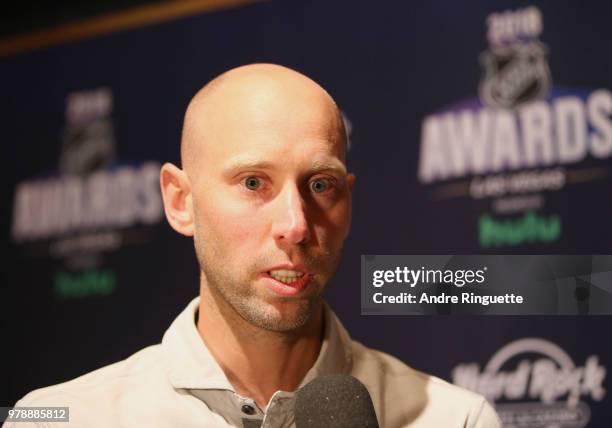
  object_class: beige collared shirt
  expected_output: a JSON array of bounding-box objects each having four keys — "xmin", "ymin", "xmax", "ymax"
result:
[{"xmin": 6, "ymin": 298, "xmax": 500, "ymax": 427}]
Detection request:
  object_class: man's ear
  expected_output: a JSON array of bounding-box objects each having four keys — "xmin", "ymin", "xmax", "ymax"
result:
[{"xmin": 160, "ymin": 163, "xmax": 194, "ymax": 237}]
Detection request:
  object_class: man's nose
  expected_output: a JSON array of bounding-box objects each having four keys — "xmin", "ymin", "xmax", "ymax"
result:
[{"xmin": 272, "ymin": 185, "xmax": 311, "ymax": 245}]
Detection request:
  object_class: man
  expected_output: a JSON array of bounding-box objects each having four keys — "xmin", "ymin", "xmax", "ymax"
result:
[{"xmin": 7, "ymin": 64, "xmax": 501, "ymax": 427}]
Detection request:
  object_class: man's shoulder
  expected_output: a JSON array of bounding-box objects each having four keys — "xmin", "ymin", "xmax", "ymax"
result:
[
  {"xmin": 16, "ymin": 344, "xmax": 163, "ymax": 407},
  {"xmin": 349, "ymin": 340, "xmax": 501, "ymax": 427},
  {"xmin": 350, "ymin": 339, "xmax": 479, "ymax": 400}
]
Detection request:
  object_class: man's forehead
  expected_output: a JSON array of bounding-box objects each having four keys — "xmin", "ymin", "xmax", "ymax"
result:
[{"xmin": 181, "ymin": 64, "xmax": 346, "ymax": 174}]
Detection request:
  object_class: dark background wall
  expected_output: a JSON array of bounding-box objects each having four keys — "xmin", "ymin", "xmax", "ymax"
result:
[
  {"xmin": 0, "ymin": 0, "xmax": 167, "ymax": 38},
  {"xmin": 2, "ymin": 1, "xmax": 611, "ymax": 426}
]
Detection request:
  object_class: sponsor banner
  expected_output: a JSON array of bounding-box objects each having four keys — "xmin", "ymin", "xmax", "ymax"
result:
[
  {"xmin": 417, "ymin": 5, "xmax": 611, "ymax": 249},
  {"xmin": 2, "ymin": 1, "xmax": 611, "ymax": 423},
  {"xmin": 452, "ymin": 337, "xmax": 607, "ymax": 428},
  {"xmin": 9, "ymin": 87, "xmax": 164, "ymax": 300},
  {"xmin": 361, "ymin": 255, "xmax": 612, "ymax": 315}
]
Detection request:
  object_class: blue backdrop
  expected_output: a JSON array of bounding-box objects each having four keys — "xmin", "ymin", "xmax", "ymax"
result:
[{"xmin": 2, "ymin": 1, "xmax": 611, "ymax": 426}]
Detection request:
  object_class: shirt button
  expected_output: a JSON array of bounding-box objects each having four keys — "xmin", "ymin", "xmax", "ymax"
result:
[{"xmin": 241, "ymin": 404, "xmax": 256, "ymax": 415}]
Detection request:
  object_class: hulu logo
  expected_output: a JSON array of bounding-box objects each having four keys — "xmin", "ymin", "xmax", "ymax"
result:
[
  {"xmin": 54, "ymin": 269, "xmax": 116, "ymax": 299},
  {"xmin": 479, "ymin": 211, "xmax": 561, "ymax": 247}
]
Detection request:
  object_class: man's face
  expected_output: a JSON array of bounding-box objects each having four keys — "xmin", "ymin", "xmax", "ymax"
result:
[{"xmin": 188, "ymin": 81, "xmax": 353, "ymax": 332}]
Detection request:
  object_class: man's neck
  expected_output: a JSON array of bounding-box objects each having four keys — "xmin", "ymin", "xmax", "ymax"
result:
[{"xmin": 196, "ymin": 286, "xmax": 323, "ymax": 410}]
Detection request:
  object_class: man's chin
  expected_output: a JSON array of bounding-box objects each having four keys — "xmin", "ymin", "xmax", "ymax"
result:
[{"xmin": 236, "ymin": 297, "xmax": 321, "ymax": 333}]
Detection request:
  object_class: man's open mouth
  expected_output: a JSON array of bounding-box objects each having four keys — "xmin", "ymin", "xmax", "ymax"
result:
[{"xmin": 268, "ymin": 269, "xmax": 305, "ymax": 284}]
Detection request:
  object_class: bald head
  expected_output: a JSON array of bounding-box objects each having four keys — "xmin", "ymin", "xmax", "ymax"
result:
[{"xmin": 180, "ymin": 64, "xmax": 347, "ymax": 176}]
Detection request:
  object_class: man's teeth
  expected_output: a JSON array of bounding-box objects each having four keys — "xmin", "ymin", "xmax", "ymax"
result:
[{"xmin": 269, "ymin": 269, "xmax": 304, "ymax": 284}]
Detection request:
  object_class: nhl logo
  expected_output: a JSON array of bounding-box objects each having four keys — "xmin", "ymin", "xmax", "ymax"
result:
[
  {"xmin": 60, "ymin": 120, "xmax": 115, "ymax": 176},
  {"xmin": 479, "ymin": 41, "xmax": 551, "ymax": 109},
  {"xmin": 59, "ymin": 88, "xmax": 116, "ymax": 176},
  {"xmin": 479, "ymin": 6, "xmax": 551, "ymax": 109}
]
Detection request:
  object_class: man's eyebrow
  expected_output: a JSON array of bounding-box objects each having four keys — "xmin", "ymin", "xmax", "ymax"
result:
[
  {"xmin": 222, "ymin": 158, "xmax": 347, "ymax": 176},
  {"xmin": 309, "ymin": 160, "xmax": 347, "ymax": 175},
  {"xmin": 222, "ymin": 159, "xmax": 276, "ymax": 176}
]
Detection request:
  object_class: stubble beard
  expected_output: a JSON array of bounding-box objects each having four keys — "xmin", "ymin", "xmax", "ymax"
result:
[{"xmin": 195, "ymin": 240, "xmax": 341, "ymax": 333}]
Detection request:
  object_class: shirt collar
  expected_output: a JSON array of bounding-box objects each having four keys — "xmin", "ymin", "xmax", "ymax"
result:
[{"xmin": 160, "ymin": 296, "xmax": 353, "ymax": 391}]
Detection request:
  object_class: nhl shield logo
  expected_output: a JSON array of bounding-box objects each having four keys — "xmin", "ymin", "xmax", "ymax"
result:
[
  {"xmin": 479, "ymin": 41, "xmax": 551, "ymax": 109},
  {"xmin": 60, "ymin": 88, "xmax": 116, "ymax": 176}
]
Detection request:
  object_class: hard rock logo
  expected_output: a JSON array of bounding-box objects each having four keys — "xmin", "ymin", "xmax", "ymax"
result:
[{"xmin": 452, "ymin": 338, "xmax": 607, "ymax": 427}]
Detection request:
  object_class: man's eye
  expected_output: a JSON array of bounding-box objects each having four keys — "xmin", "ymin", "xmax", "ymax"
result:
[
  {"xmin": 310, "ymin": 178, "xmax": 332, "ymax": 193},
  {"xmin": 244, "ymin": 176, "xmax": 262, "ymax": 190}
]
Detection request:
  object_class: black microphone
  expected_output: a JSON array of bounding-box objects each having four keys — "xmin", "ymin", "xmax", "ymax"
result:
[{"xmin": 295, "ymin": 374, "xmax": 379, "ymax": 428}]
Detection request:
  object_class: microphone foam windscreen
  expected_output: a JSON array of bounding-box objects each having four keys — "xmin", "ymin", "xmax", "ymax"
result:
[{"xmin": 295, "ymin": 374, "xmax": 379, "ymax": 428}]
